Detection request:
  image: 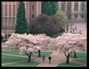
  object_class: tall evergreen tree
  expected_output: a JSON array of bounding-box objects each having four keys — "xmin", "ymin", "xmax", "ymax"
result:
[
  {"xmin": 42, "ymin": 2, "xmax": 58, "ymax": 16},
  {"xmin": 15, "ymin": 2, "xmax": 28, "ymax": 34}
]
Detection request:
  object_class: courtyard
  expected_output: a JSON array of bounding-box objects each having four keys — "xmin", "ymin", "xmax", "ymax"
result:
[
  {"xmin": 2, "ymin": 48, "xmax": 87, "ymax": 67},
  {"xmin": 1, "ymin": 1, "xmax": 87, "ymax": 67}
]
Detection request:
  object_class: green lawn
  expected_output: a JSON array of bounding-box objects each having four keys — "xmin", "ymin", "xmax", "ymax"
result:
[
  {"xmin": 58, "ymin": 63, "xmax": 84, "ymax": 67},
  {"xmin": 2, "ymin": 50, "xmax": 52, "ymax": 57},
  {"xmin": 70, "ymin": 52, "xmax": 87, "ymax": 58},
  {"xmin": 2, "ymin": 50, "xmax": 19, "ymax": 55},
  {"xmin": 2, "ymin": 49, "xmax": 52, "ymax": 67},
  {"xmin": 58, "ymin": 52, "xmax": 87, "ymax": 67},
  {"xmin": 2, "ymin": 61, "xmax": 39, "ymax": 67},
  {"xmin": 2, "ymin": 55, "xmax": 27, "ymax": 63},
  {"xmin": 74, "ymin": 58, "xmax": 87, "ymax": 63}
]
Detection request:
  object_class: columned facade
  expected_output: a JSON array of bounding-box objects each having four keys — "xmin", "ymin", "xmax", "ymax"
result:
[
  {"xmin": 58, "ymin": 1, "xmax": 87, "ymax": 22},
  {"xmin": 1, "ymin": 2, "xmax": 41, "ymax": 39}
]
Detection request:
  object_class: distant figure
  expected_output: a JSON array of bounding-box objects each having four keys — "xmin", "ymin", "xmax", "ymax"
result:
[
  {"xmin": 48, "ymin": 56, "xmax": 52, "ymax": 64},
  {"xmin": 42, "ymin": 56, "xmax": 45, "ymax": 62},
  {"xmin": 75, "ymin": 26, "xmax": 77, "ymax": 30},
  {"xmin": 73, "ymin": 28, "xmax": 75, "ymax": 33}
]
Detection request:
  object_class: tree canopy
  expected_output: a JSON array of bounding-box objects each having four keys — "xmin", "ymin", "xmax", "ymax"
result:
[
  {"xmin": 42, "ymin": 2, "xmax": 58, "ymax": 16},
  {"xmin": 29, "ymin": 14, "xmax": 61, "ymax": 37},
  {"xmin": 55, "ymin": 10, "xmax": 68, "ymax": 27}
]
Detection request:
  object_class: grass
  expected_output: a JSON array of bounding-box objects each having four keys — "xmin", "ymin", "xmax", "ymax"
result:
[
  {"xmin": 2, "ymin": 49, "xmax": 52, "ymax": 57},
  {"xmin": 58, "ymin": 52, "xmax": 87, "ymax": 67},
  {"xmin": 2, "ymin": 50, "xmax": 19, "ymax": 55},
  {"xmin": 2, "ymin": 49, "xmax": 52, "ymax": 67},
  {"xmin": 58, "ymin": 63, "xmax": 84, "ymax": 67},
  {"xmin": 2, "ymin": 55, "xmax": 27, "ymax": 63},
  {"xmin": 2, "ymin": 61, "xmax": 39, "ymax": 67},
  {"xmin": 74, "ymin": 58, "xmax": 87, "ymax": 63},
  {"xmin": 70, "ymin": 52, "xmax": 87, "ymax": 58}
]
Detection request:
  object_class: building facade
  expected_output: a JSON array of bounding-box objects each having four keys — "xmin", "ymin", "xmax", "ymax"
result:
[
  {"xmin": 58, "ymin": 1, "xmax": 87, "ymax": 22},
  {"xmin": 1, "ymin": 2, "xmax": 41, "ymax": 38}
]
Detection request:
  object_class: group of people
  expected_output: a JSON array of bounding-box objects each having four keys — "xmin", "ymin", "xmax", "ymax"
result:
[
  {"xmin": 42, "ymin": 56, "xmax": 52, "ymax": 64},
  {"xmin": 70, "ymin": 26, "xmax": 77, "ymax": 33}
]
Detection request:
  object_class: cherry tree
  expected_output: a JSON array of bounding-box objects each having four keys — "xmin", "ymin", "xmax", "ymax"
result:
[
  {"xmin": 19, "ymin": 46, "xmax": 41, "ymax": 62},
  {"xmin": 2, "ymin": 31, "xmax": 87, "ymax": 63},
  {"xmin": 55, "ymin": 32, "xmax": 87, "ymax": 63},
  {"xmin": 2, "ymin": 33, "xmax": 51, "ymax": 62}
]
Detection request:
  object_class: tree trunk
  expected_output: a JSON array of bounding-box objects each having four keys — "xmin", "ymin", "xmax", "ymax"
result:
[
  {"xmin": 64, "ymin": 53, "xmax": 70, "ymax": 63},
  {"xmin": 28, "ymin": 53, "xmax": 32, "ymax": 62},
  {"xmin": 38, "ymin": 50, "xmax": 41, "ymax": 57},
  {"xmin": 66, "ymin": 55, "xmax": 70, "ymax": 63},
  {"xmin": 74, "ymin": 51, "xmax": 77, "ymax": 58}
]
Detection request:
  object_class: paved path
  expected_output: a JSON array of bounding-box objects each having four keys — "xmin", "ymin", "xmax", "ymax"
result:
[
  {"xmin": 33, "ymin": 51, "xmax": 73, "ymax": 67},
  {"xmin": 68, "ymin": 22, "xmax": 87, "ymax": 33}
]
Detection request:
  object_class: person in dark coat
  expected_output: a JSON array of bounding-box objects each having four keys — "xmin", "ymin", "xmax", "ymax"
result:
[{"xmin": 48, "ymin": 56, "xmax": 52, "ymax": 64}]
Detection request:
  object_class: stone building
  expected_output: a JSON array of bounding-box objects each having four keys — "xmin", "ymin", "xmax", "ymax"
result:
[
  {"xmin": 1, "ymin": 2, "xmax": 41, "ymax": 39},
  {"xmin": 58, "ymin": 1, "xmax": 87, "ymax": 22}
]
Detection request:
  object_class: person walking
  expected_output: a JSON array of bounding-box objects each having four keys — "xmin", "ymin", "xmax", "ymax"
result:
[
  {"xmin": 42, "ymin": 56, "xmax": 45, "ymax": 62},
  {"xmin": 48, "ymin": 56, "xmax": 52, "ymax": 64}
]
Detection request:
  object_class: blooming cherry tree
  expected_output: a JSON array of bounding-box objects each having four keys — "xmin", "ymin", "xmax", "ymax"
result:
[
  {"xmin": 2, "ymin": 31, "xmax": 87, "ymax": 63},
  {"xmin": 55, "ymin": 32, "xmax": 87, "ymax": 63}
]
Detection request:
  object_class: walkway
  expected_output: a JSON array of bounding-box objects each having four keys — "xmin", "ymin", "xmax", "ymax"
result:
[
  {"xmin": 33, "ymin": 51, "xmax": 73, "ymax": 67},
  {"xmin": 68, "ymin": 22, "xmax": 87, "ymax": 33}
]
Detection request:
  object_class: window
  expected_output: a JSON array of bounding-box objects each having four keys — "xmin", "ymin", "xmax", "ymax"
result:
[
  {"xmin": 67, "ymin": 2, "xmax": 71, "ymax": 19},
  {"xmin": 5, "ymin": 4, "xmax": 7, "ymax": 16},
  {"xmin": 2, "ymin": 17, "xmax": 5, "ymax": 28},
  {"xmin": 67, "ymin": 2, "xmax": 71, "ymax": 12},
  {"xmin": 13, "ymin": 4, "xmax": 15, "ymax": 16},
  {"xmin": 7, "ymin": 17, "xmax": 9, "ymax": 28},
  {"xmin": 2, "ymin": 5, "xmax": 3, "ymax": 16},
  {"xmin": 81, "ymin": 13, "xmax": 84, "ymax": 18},
  {"xmin": 4, "ymin": 17, "xmax": 7, "ymax": 29},
  {"xmin": 32, "ymin": 14, "xmax": 34, "ymax": 18},
  {"xmin": 61, "ymin": 2, "xmax": 65, "ymax": 11},
  {"xmin": 2, "ymin": 4, "xmax": 5, "ymax": 16},
  {"xmin": 32, "ymin": 5, "xmax": 34, "ymax": 10},
  {"xmin": 12, "ymin": 17, "xmax": 15, "ymax": 29},
  {"xmin": 8, "ymin": 17, "xmax": 11, "ymax": 28},
  {"xmin": 9, "ymin": 4, "xmax": 11, "ymax": 16},
  {"xmin": 74, "ymin": 2, "xmax": 78, "ymax": 11},
  {"xmin": 81, "ymin": 2, "xmax": 85, "ymax": 11}
]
